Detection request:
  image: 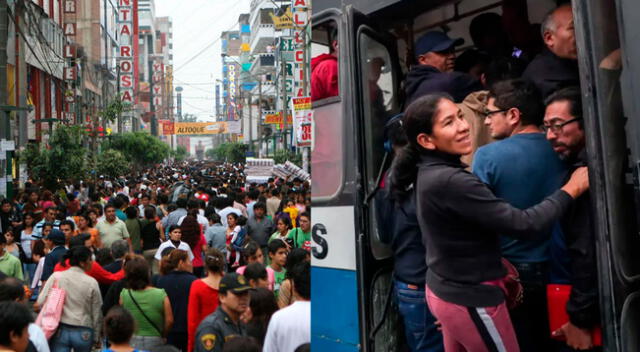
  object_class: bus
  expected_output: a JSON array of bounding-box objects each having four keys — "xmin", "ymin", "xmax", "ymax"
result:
[{"xmin": 310, "ymin": 0, "xmax": 640, "ymax": 351}]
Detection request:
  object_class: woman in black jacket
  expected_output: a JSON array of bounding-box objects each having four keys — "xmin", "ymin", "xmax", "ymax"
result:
[{"xmin": 390, "ymin": 94, "xmax": 589, "ymax": 352}]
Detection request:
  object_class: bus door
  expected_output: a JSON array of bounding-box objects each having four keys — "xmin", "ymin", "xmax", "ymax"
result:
[
  {"xmin": 346, "ymin": 5, "xmax": 404, "ymax": 351},
  {"xmin": 311, "ymin": 9, "xmax": 362, "ymax": 352},
  {"xmin": 573, "ymin": 0, "xmax": 640, "ymax": 350}
]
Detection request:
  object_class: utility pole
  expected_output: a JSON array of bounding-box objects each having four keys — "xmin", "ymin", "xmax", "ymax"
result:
[
  {"xmin": 248, "ymin": 90, "xmax": 252, "ymax": 155},
  {"xmin": 258, "ymin": 80, "xmax": 262, "ymax": 157},
  {"xmin": 149, "ymin": 58, "xmax": 157, "ymax": 136},
  {"xmin": 0, "ymin": 0, "xmax": 10, "ymax": 199},
  {"xmin": 281, "ymin": 53, "xmax": 287, "ymax": 151}
]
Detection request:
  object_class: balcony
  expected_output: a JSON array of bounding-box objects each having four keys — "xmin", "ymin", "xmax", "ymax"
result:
[{"xmin": 250, "ymin": 24, "xmax": 276, "ymax": 54}]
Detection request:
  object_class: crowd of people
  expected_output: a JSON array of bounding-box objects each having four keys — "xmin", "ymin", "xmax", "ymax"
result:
[
  {"xmin": 0, "ymin": 160, "xmax": 312, "ymax": 352},
  {"xmin": 360, "ymin": 2, "xmax": 604, "ymax": 352}
]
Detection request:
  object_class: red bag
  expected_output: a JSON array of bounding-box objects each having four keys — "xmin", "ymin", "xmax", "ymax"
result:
[
  {"xmin": 501, "ymin": 258, "xmax": 524, "ymax": 309},
  {"xmin": 546, "ymin": 284, "xmax": 602, "ymax": 346},
  {"xmin": 36, "ymin": 280, "xmax": 66, "ymax": 339}
]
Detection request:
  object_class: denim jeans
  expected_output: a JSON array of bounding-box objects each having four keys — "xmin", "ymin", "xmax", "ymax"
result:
[
  {"xmin": 394, "ymin": 279, "xmax": 444, "ymax": 352},
  {"xmin": 50, "ymin": 324, "xmax": 94, "ymax": 352}
]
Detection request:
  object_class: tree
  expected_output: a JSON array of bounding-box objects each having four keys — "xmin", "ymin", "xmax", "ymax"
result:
[
  {"xmin": 97, "ymin": 150, "xmax": 130, "ymax": 179},
  {"xmin": 206, "ymin": 142, "xmax": 247, "ymax": 163},
  {"xmin": 273, "ymin": 149, "xmax": 302, "ymax": 166},
  {"xmin": 180, "ymin": 113, "xmax": 198, "ymax": 122},
  {"xmin": 172, "ymin": 145, "xmax": 189, "ymax": 161},
  {"xmin": 103, "ymin": 132, "xmax": 171, "ymax": 169},
  {"xmin": 19, "ymin": 125, "xmax": 87, "ymax": 190},
  {"xmin": 98, "ymin": 98, "xmax": 131, "ymax": 124}
]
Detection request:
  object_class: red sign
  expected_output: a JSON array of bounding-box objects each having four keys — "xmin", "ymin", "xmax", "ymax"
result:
[{"xmin": 162, "ymin": 122, "xmax": 175, "ymax": 135}]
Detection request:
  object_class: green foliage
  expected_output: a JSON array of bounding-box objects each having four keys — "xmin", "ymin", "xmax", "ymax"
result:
[
  {"xmin": 273, "ymin": 149, "xmax": 302, "ymax": 166},
  {"xmin": 97, "ymin": 149, "xmax": 130, "ymax": 179},
  {"xmin": 99, "ymin": 98, "xmax": 131, "ymax": 124},
  {"xmin": 206, "ymin": 142, "xmax": 248, "ymax": 163},
  {"xmin": 19, "ymin": 125, "xmax": 87, "ymax": 190},
  {"xmin": 172, "ymin": 145, "xmax": 189, "ymax": 161},
  {"xmin": 103, "ymin": 132, "xmax": 170, "ymax": 168}
]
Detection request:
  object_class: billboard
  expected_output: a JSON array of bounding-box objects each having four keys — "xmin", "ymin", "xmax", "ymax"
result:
[{"xmin": 164, "ymin": 122, "xmax": 230, "ymax": 135}]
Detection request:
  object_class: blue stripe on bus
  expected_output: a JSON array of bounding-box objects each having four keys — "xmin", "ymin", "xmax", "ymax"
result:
[{"xmin": 312, "ymin": 266, "xmax": 360, "ymax": 351}]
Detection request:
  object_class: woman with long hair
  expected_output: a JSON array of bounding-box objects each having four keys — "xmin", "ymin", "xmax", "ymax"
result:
[
  {"xmin": 77, "ymin": 212, "xmax": 101, "ymax": 249},
  {"xmin": 269, "ymin": 216, "xmax": 292, "ymax": 251},
  {"xmin": 277, "ymin": 248, "xmax": 310, "ymax": 308},
  {"xmin": 35, "ymin": 246, "xmax": 103, "ymax": 352},
  {"xmin": 19, "ymin": 212, "xmax": 36, "ymax": 282},
  {"xmin": 187, "ymin": 248, "xmax": 225, "ymax": 352},
  {"xmin": 244, "ymin": 287, "xmax": 279, "ymax": 346},
  {"xmin": 389, "ymin": 94, "xmax": 589, "ymax": 351},
  {"xmin": 155, "ymin": 249, "xmax": 197, "ymax": 352},
  {"xmin": 180, "ymin": 209, "xmax": 207, "ymax": 277},
  {"xmin": 119, "ymin": 255, "xmax": 173, "ymax": 351}
]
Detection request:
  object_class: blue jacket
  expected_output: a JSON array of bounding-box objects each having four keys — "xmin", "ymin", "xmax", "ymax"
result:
[
  {"xmin": 404, "ymin": 65, "xmax": 482, "ymax": 105},
  {"xmin": 42, "ymin": 246, "xmax": 67, "ymax": 282}
]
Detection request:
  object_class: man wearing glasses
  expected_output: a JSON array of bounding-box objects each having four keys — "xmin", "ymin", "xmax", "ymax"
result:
[
  {"xmin": 472, "ymin": 79, "xmax": 567, "ymax": 352},
  {"xmin": 544, "ymin": 87, "xmax": 600, "ymax": 351}
]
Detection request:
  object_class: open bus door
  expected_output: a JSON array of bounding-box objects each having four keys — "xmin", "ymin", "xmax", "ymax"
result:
[
  {"xmin": 345, "ymin": 4, "xmax": 405, "ymax": 352},
  {"xmin": 573, "ymin": 0, "xmax": 640, "ymax": 350},
  {"xmin": 311, "ymin": 4, "xmax": 403, "ymax": 352}
]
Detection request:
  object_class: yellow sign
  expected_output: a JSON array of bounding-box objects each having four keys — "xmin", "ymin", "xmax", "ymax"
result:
[
  {"xmin": 264, "ymin": 113, "xmax": 293, "ymax": 124},
  {"xmin": 269, "ymin": 8, "xmax": 293, "ymax": 29},
  {"xmin": 173, "ymin": 122, "xmax": 228, "ymax": 135}
]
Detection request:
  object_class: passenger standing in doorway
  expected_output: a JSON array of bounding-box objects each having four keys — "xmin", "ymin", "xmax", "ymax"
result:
[
  {"xmin": 391, "ymin": 94, "xmax": 589, "ymax": 352},
  {"xmin": 544, "ymin": 87, "xmax": 600, "ymax": 352},
  {"xmin": 405, "ymin": 31, "xmax": 482, "ymax": 105},
  {"xmin": 472, "ymin": 79, "xmax": 568, "ymax": 352},
  {"xmin": 523, "ymin": 4, "xmax": 580, "ymax": 99}
]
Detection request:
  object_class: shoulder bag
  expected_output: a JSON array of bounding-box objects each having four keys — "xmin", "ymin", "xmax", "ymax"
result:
[{"xmin": 127, "ymin": 289, "xmax": 164, "ymax": 337}]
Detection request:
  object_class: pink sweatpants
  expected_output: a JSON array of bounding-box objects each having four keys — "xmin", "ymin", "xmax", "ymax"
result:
[{"xmin": 426, "ymin": 286, "xmax": 520, "ymax": 352}]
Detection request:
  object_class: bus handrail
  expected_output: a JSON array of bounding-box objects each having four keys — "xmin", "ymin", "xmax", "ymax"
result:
[{"xmin": 414, "ymin": 1, "xmax": 503, "ymax": 33}]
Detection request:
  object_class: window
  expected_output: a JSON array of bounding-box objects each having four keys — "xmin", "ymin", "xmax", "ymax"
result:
[
  {"xmin": 358, "ymin": 30, "xmax": 399, "ymax": 259},
  {"xmin": 311, "ymin": 20, "xmax": 343, "ymax": 201}
]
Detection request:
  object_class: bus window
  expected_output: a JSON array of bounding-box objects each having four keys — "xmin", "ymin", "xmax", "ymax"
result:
[
  {"xmin": 358, "ymin": 30, "xmax": 400, "ymax": 259},
  {"xmin": 312, "ymin": 21, "xmax": 344, "ymax": 201}
]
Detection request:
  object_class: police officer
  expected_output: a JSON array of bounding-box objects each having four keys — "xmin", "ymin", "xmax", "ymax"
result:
[{"xmin": 194, "ymin": 273, "xmax": 250, "ymax": 352}]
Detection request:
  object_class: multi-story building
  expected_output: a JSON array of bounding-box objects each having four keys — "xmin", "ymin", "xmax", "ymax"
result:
[{"xmin": 154, "ymin": 16, "xmax": 173, "ymax": 146}]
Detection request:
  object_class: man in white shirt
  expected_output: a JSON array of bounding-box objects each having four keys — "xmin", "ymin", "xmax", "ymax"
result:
[{"xmin": 263, "ymin": 262, "xmax": 310, "ymax": 352}]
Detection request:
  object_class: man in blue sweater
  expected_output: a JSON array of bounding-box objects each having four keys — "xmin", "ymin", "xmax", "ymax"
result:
[{"xmin": 472, "ymin": 79, "xmax": 568, "ymax": 352}]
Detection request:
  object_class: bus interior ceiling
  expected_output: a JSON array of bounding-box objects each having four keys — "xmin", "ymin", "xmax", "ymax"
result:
[{"xmin": 355, "ymin": 0, "xmax": 558, "ymax": 75}]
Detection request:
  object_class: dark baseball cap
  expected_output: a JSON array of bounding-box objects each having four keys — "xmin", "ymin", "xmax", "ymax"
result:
[
  {"xmin": 45, "ymin": 229, "xmax": 66, "ymax": 245},
  {"xmin": 219, "ymin": 273, "xmax": 251, "ymax": 294},
  {"xmin": 415, "ymin": 31, "xmax": 464, "ymax": 57}
]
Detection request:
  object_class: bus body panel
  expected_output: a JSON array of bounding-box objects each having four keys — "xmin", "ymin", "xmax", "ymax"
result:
[{"xmin": 311, "ymin": 267, "xmax": 360, "ymax": 351}]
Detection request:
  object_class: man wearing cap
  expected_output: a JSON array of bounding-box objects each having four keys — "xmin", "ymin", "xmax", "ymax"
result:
[
  {"xmin": 405, "ymin": 31, "xmax": 482, "ymax": 105},
  {"xmin": 41, "ymin": 229, "xmax": 67, "ymax": 283},
  {"xmin": 194, "ymin": 273, "xmax": 249, "ymax": 352}
]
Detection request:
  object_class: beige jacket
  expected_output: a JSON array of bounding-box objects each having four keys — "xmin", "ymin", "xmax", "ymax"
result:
[{"xmin": 458, "ymin": 90, "xmax": 494, "ymax": 167}]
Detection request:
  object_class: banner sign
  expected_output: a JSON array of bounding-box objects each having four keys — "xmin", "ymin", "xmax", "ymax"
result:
[
  {"xmin": 264, "ymin": 113, "xmax": 293, "ymax": 124},
  {"xmin": 291, "ymin": 97, "xmax": 313, "ymax": 148},
  {"xmin": 165, "ymin": 122, "xmax": 229, "ymax": 135}
]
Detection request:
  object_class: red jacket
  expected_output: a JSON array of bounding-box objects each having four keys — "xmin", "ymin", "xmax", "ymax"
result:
[
  {"xmin": 311, "ymin": 53, "xmax": 339, "ymax": 101},
  {"xmin": 54, "ymin": 259, "xmax": 125, "ymax": 284}
]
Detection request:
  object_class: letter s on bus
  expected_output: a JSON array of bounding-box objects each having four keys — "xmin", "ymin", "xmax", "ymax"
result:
[{"xmin": 311, "ymin": 223, "xmax": 328, "ymax": 259}]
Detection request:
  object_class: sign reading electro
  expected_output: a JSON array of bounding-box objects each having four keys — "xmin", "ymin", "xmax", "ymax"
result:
[{"xmin": 227, "ymin": 64, "xmax": 237, "ymax": 121}]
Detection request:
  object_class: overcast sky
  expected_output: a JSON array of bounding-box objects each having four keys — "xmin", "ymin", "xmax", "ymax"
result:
[{"xmin": 154, "ymin": 0, "xmax": 251, "ymax": 121}]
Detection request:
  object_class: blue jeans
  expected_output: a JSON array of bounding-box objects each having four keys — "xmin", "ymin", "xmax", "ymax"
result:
[
  {"xmin": 50, "ymin": 324, "xmax": 94, "ymax": 352},
  {"xmin": 394, "ymin": 280, "xmax": 444, "ymax": 352}
]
